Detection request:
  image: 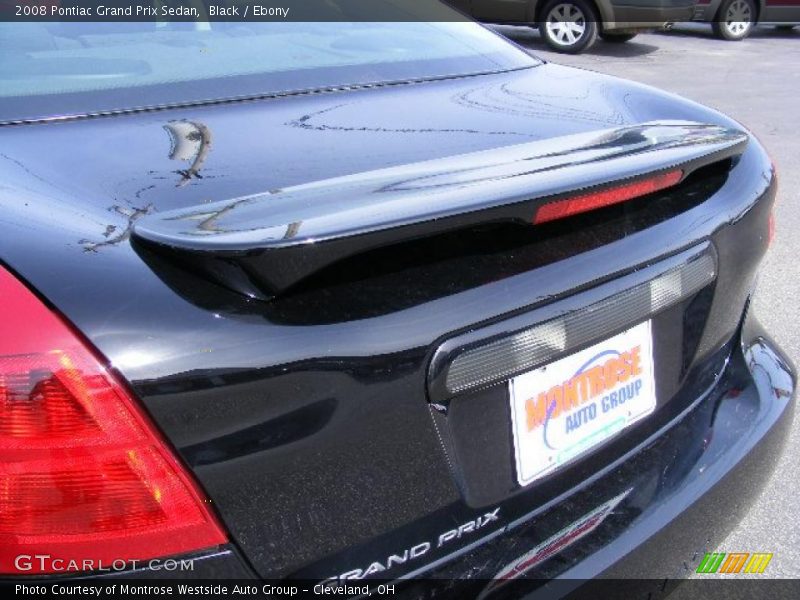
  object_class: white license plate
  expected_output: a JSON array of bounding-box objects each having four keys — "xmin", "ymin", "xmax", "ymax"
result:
[{"xmin": 509, "ymin": 320, "xmax": 657, "ymax": 486}]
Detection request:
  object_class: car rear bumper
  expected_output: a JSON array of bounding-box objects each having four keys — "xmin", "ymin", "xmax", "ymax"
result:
[
  {"xmin": 8, "ymin": 306, "xmax": 793, "ymax": 594},
  {"xmin": 394, "ymin": 309, "xmax": 795, "ymax": 597},
  {"xmin": 527, "ymin": 314, "xmax": 796, "ymax": 597}
]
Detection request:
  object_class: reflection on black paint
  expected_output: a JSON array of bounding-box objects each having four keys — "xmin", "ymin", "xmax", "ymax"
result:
[{"xmin": 182, "ymin": 397, "xmax": 337, "ymax": 467}]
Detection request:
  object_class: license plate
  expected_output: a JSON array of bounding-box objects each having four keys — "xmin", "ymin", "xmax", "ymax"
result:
[{"xmin": 509, "ymin": 320, "xmax": 656, "ymax": 486}]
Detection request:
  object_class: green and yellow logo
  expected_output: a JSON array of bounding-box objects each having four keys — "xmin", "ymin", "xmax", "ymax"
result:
[{"xmin": 696, "ymin": 552, "xmax": 773, "ymax": 574}]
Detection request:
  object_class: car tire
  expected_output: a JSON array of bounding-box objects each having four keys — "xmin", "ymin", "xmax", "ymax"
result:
[
  {"xmin": 599, "ymin": 32, "xmax": 638, "ymax": 43},
  {"xmin": 538, "ymin": 0, "xmax": 598, "ymax": 54},
  {"xmin": 712, "ymin": 0, "xmax": 757, "ymax": 40}
]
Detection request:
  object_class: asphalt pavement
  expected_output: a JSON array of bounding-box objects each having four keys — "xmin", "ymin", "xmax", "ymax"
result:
[{"xmin": 492, "ymin": 22, "xmax": 800, "ymax": 579}]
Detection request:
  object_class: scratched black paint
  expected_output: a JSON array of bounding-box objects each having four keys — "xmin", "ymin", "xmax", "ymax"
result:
[{"xmin": 0, "ymin": 60, "xmax": 794, "ymax": 587}]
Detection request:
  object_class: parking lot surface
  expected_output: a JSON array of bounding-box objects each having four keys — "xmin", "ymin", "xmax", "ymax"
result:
[{"xmin": 493, "ymin": 22, "xmax": 800, "ymax": 578}]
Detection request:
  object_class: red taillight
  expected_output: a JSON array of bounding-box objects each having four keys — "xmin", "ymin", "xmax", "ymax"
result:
[
  {"xmin": 0, "ymin": 266, "xmax": 227, "ymax": 574},
  {"xmin": 533, "ymin": 169, "xmax": 684, "ymax": 225}
]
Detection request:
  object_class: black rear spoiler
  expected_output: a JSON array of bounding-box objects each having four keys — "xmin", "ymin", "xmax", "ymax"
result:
[{"xmin": 132, "ymin": 121, "xmax": 747, "ymax": 299}]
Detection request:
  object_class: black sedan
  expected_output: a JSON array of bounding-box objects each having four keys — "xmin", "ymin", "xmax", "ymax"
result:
[{"xmin": 0, "ymin": 6, "xmax": 794, "ymax": 598}]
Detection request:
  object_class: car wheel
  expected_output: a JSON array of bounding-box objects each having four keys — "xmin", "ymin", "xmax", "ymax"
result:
[
  {"xmin": 538, "ymin": 0, "xmax": 598, "ymax": 54},
  {"xmin": 712, "ymin": 0, "xmax": 756, "ymax": 40},
  {"xmin": 599, "ymin": 32, "xmax": 638, "ymax": 43}
]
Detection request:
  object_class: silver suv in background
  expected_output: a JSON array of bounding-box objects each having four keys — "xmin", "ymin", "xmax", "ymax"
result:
[{"xmin": 448, "ymin": 0, "xmax": 697, "ymax": 52}]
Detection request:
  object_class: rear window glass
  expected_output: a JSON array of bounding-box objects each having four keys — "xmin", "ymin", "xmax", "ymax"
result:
[{"xmin": 0, "ymin": 11, "xmax": 538, "ymax": 122}]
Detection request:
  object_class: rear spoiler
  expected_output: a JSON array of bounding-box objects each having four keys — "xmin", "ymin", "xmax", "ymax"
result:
[{"xmin": 132, "ymin": 121, "xmax": 747, "ymax": 299}]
